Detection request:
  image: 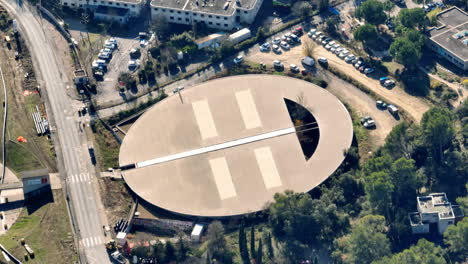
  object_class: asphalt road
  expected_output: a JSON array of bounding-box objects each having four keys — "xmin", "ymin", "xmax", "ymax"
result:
[{"xmin": 0, "ymin": 1, "xmax": 111, "ymax": 263}]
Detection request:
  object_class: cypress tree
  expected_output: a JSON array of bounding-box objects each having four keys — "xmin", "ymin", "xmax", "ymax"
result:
[
  {"xmin": 266, "ymin": 232, "xmax": 274, "ymax": 260},
  {"xmin": 256, "ymin": 238, "xmax": 263, "ymax": 264},
  {"xmin": 239, "ymin": 224, "xmax": 250, "ymax": 264},
  {"xmin": 250, "ymin": 226, "xmax": 256, "ymax": 260},
  {"xmin": 206, "ymin": 252, "xmax": 211, "ymax": 264}
]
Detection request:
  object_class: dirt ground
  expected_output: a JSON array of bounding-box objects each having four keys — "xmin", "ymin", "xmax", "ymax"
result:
[{"xmin": 98, "ymin": 177, "xmax": 133, "ymax": 226}]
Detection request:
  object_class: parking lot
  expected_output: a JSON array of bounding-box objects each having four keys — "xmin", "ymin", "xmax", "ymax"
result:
[{"xmin": 241, "ymin": 24, "xmax": 429, "ymax": 123}]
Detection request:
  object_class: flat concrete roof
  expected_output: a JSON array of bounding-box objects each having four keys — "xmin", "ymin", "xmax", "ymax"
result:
[
  {"xmin": 120, "ymin": 75, "xmax": 353, "ymax": 217},
  {"xmin": 429, "ymin": 7, "xmax": 468, "ymax": 61},
  {"xmin": 151, "ymin": 0, "xmax": 258, "ymax": 15}
]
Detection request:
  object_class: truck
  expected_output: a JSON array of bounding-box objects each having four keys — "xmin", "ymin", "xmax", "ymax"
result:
[
  {"xmin": 228, "ymin": 28, "xmax": 252, "ymax": 45},
  {"xmin": 88, "ymin": 147, "xmax": 96, "ymax": 165}
]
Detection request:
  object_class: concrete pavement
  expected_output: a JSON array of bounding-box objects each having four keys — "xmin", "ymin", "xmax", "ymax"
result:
[{"xmin": 0, "ymin": 1, "xmax": 111, "ymax": 263}]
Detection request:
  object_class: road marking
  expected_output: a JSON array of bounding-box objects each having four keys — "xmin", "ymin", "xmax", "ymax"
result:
[
  {"xmin": 254, "ymin": 147, "xmax": 282, "ymax": 189},
  {"xmin": 84, "ymin": 237, "xmax": 90, "ymax": 247},
  {"xmin": 192, "ymin": 99, "xmax": 218, "ymax": 139},
  {"xmin": 136, "ymin": 127, "xmax": 296, "ymax": 168},
  {"xmin": 235, "ymin": 90, "xmax": 262, "ymax": 129},
  {"xmin": 209, "ymin": 157, "xmax": 237, "ymax": 200},
  {"xmin": 93, "ymin": 237, "xmax": 98, "ymax": 246}
]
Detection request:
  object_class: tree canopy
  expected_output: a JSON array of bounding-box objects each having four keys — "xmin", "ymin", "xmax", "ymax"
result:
[
  {"xmin": 421, "ymin": 107, "xmax": 455, "ymax": 162},
  {"xmin": 354, "ymin": 24, "xmax": 378, "ymax": 43},
  {"xmin": 389, "ymin": 37, "xmax": 422, "ymax": 67},
  {"xmin": 206, "ymin": 221, "xmax": 234, "ymax": 264},
  {"xmin": 398, "ymin": 8, "xmax": 426, "ymax": 29},
  {"xmin": 373, "ymin": 239, "xmax": 447, "ymax": 264},
  {"xmin": 444, "ymin": 218, "xmax": 468, "ymax": 260},
  {"xmin": 340, "ymin": 215, "xmax": 391, "ymax": 264},
  {"xmin": 355, "ymin": 0, "xmax": 387, "ymax": 25}
]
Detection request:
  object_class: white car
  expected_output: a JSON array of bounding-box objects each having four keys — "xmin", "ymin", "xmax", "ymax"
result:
[
  {"xmin": 334, "ymin": 48, "xmax": 343, "ymax": 55},
  {"xmin": 364, "ymin": 68, "xmax": 375, "ymax": 74},
  {"xmin": 273, "ymin": 60, "xmax": 284, "ymax": 69},
  {"xmin": 272, "ymin": 44, "xmax": 281, "ymax": 54},
  {"xmin": 325, "ymin": 44, "xmax": 332, "ymax": 50},
  {"xmin": 338, "ymin": 52, "xmax": 348, "ymax": 59},
  {"xmin": 260, "ymin": 42, "xmax": 271, "ymax": 52},
  {"xmin": 318, "ymin": 57, "xmax": 328, "ymax": 64},
  {"xmin": 98, "ymin": 53, "xmax": 111, "ymax": 60},
  {"xmin": 233, "ymin": 55, "xmax": 244, "ymax": 64},
  {"xmin": 290, "ymin": 64, "xmax": 300, "ymax": 72},
  {"xmin": 330, "ymin": 47, "xmax": 336, "ymax": 53},
  {"xmin": 354, "ymin": 61, "xmax": 363, "ymax": 68},
  {"xmin": 107, "ymin": 38, "xmax": 117, "ymax": 45},
  {"xmin": 345, "ymin": 55, "xmax": 356, "ymax": 63},
  {"xmin": 128, "ymin": 60, "xmax": 140, "ymax": 70},
  {"xmin": 309, "ymin": 29, "xmax": 317, "ymax": 35},
  {"xmin": 280, "ymin": 41, "xmax": 290, "ymax": 50},
  {"xmin": 328, "ymin": 41, "xmax": 336, "ymax": 46},
  {"xmin": 272, "ymin": 37, "xmax": 281, "ymax": 45}
]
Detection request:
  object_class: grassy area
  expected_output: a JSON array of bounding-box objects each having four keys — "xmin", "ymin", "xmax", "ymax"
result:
[
  {"xmin": 92, "ymin": 120, "xmax": 120, "ymax": 170},
  {"xmin": 382, "ymin": 61, "xmax": 404, "ymax": 76},
  {"xmin": 5, "ymin": 141, "xmax": 43, "ymax": 175},
  {"xmin": 0, "ymin": 190, "xmax": 78, "ymax": 263}
]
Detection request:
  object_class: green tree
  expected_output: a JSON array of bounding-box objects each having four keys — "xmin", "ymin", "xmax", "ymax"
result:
[
  {"xmin": 206, "ymin": 221, "xmax": 234, "ymax": 264},
  {"xmin": 383, "ymin": 123, "xmax": 417, "ymax": 160},
  {"xmin": 383, "ymin": 0, "xmax": 395, "ymax": 13},
  {"xmin": 131, "ymin": 246, "xmax": 151, "ymax": 258},
  {"xmin": 250, "ymin": 226, "xmax": 256, "ymax": 260},
  {"xmin": 354, "ymin": 24, "xmax": 378, "ymax": 43},
  {"xmin": 265, "ymin": 232, "xmax": 274, "ymax": 260},
  {"xmin": 238, "ymin": 224, "xmax": 250, "ymax": 264},
  {"xmin": 355, "ymin": 0, "xmax": 387, "ymax": 25},
  {"xmin": 374, "ymin": 239, "xmax": 446, "ymax": 264},
  {"xmin": 165, "ymin": 241, "xmax": 177, "ymax": 263},
  {"xmin": 257, "ymin": 238, "xmax": 263, "ymax": 264},
  {"xmin": 398, "ymin": 8, "xmax": 425, "ymax": 29},
  {"xmin": 420, "ymin": 107, "xmax": 455, "ymax": 162},
  {"xmin": 176, "ymin": 235, "xmax": 189, "ymax": 261},
  {"xmin": 389, "ymin": 37, "xmax": 421, "ymax": 67},
  {"xmin": 364, "ymin": 171, "xmax": 394, "ymax": 216},
  {"xmin": 404, "ymin": 29, "xmax": 426, "ymax": 48},
  {"xmin": 153, "ymin": 240, "xmax": 166, "ymax": 262},
  {"xmin": 456, "ymin": 184, "xmax": 468, "ymax": 215},
  {"xmin": 444, "ymin": 218, "xmax": 468, "ymax": 260},
  {"xmin": 292, "ymin": 1, "xmax": 313, "ymax": 19},
  {"xmin": 342, "ymin": 215, "xmax": 391, "ymax": 264},
  {"xmin": 390, "ymin": 158, "xmax": 424, "ymax": 206},
  {"xmin": 319, "ymin": 0, "xmax": 329, "ymax": 12}
]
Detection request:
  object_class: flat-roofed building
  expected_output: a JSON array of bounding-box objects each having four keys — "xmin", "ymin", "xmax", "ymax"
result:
[
  {"xmin": 409, "ymin": 193, "xmax": 465, "ymax": 235},
  {"xmin": 60, "ymin": 0, "xmax": 143, "ymax": 22},
  {"xmin": 150, "ymin": 0, "xmax": 263, "ymax": 30},
  {"xmin": 427, "ymin": 7, "xmax": 468, "ymax": 71}
]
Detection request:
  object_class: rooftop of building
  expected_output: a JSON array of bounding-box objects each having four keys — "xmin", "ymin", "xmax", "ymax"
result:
[
  {"xmin": 151, "ymin": 0, "xmax": 258, "ymax": 15},
  {"xmin": 429, "ymin": 7, "xmax": 468, "ymax": 61},
  {"xmin": 20, "ymin": 168, "xmax": 49, "ymax": 179},
  {"xmin": 409, "ymin": 212, "xmax": 423, "ymax": 225},
  {"xmin": 418, "ymin": 193, "xmax": 455, "ymax": 219}
]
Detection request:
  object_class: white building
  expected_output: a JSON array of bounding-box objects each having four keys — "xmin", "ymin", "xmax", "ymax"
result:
[
  {"xmin": 60, "ymin": 0, "xmax": 144, "ymax": 23},
  {"xmin": 427, "ymin": 7, "xmax": 468, "ymax": 71},
  {"xmin": 190, "ymin": 224, "xmax": 204, "ymax": 242},
  {"xmin": 409, "ymin": 193, "xmax": 464, "ymax": 235},
  {"xmin": 195, "ymin": 32, "xmax": 226, "ymax": 49},
  {"xmin": 150, "ymin": 0, "xmax": 264, "ymax": 30}
]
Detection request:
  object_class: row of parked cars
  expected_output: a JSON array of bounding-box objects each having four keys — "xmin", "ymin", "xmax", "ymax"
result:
[
  {"xmin": 92, "ymin": 38, "xmax": 118, "ymax": 80},
  {"xmin": 309, "ymin": 29, "xmax": 377, "ymax": 75},
  {"xmin": 259, "ymin": 26, "xmax": 304, "ymax": 54}
]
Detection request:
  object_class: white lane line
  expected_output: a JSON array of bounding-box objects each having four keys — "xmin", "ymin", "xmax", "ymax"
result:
[
  {"xmin": 192, "ymin": 99, "xmax": 218, "ymax": 139},
  {"xmin": 79, "ymin": 173, "xmax": 84, "ymax": 182},
  {"xmin": 254, "ymin": 147, "xmax": 283, "ymax": 189},
  {"xmin": 137, "ymin": 127, "xmax": 296, "ymax": 168},
  {"xmin": 209, "ymin": 157, "xmax": 237, "ymax": 200},
  {"xmin": 235, "ymin": 90, "xmax": 262, "ymax": 129}
]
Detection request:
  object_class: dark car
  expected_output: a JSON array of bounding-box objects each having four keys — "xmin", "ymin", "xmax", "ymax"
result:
[{"xmin": 301, "ymin": 56, "xmax": 315, "ymax": 68}]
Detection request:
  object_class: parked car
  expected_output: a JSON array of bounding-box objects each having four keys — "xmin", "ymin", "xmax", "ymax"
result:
[
  {"xmin": 325, "ymin": 44, "xmax": 332, "ymax": 50},
  {"xmin": 376, "ymin": 100, "xmax": 388, "ymax": 109},
  {"xmin": 98, "ymin": 52, "xmax": 111, "ymax": 60},
  {"xmin": 290, "ymin": 64, "xmax": 300, "ymax": 73},
  {"xmin": 364, "ymin": 68, "xmax": 375, "ymax": 74},
  {"xmin": 128, "ymin": 60, "xmax": 140, "ymax": 70},
  {"xmin": 272, "ymin": 44, "xmax": 281, "ymax": 54},
  {"xmin": 292, "ymin": 26, "xmax": 303, "ymax": 36},
  {"xmin": 321, "ymin": 37, "xmax": 332, "ymax": 45},
  {"xmin": 280, "ymin": 41, "xmax": 290, "ymax": 50},
  {"xmin": 354, "ymin": 60, "xmax": 363, "ymax": 69},
  {"xmin": 272, "ymin": 37, "xmax": 281, "ymax": 45},
  {"xmin": 318, "ymin": 57, "xmax": 328, "ymax": 65},
  {"xmin": 273, "ymin": 60, "xmax": 284, "ymax": 70},
  {"xmin": 360, "ymin": 116, "xmax": 376, "ymax": 129},
  {"xmin": 334, "ymin": 48, "xmax": 343, "ymax": 55},
  {"xmin": 359, "ymin": 65, "xmax": 366, "ymax": 72},
  {"xmin": 387, "ymin": 104, "xmax": 399, "ymax": 115},
  {"xmin": 233, "ymin": 55, "xmax": 244, "ymax": 64},
  {"xmin": 301, "ymin": 56, "xmax": 315, "ymax": 68},
  {"xmin": 345, "ymin": 55, "xmax": 356, "ymax": 63},
  {"xmin": 260, "ymin": 42, "xmax": 271, "ymax": 52},
  {"xmin": 173, "ymin": 86, "xmax": 185, "ymax": 94},
  {"xmin": 290, "ymin": 34, "xmax": 301, "ymax": 43}
]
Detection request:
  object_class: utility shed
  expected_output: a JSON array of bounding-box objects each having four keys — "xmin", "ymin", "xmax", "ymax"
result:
[
  {"xmin": 191, "ymin": 224, "xmax": 204, "ymax": 242},
  {"xmin": 228, "ymin": 28, "xmax": 252, "ymax": 45},
  {"xmin": 21, "ymin": 169, "xmax": 50, "ymax": 197},
  {"xmin": 195, "ymin": 33, "xmax": 226, "ymax": 49}
]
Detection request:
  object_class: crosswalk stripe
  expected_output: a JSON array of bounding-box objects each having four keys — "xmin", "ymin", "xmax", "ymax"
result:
[
  {"xmin": 93, "ymin": 237, "xmax": 98, "ymax": 246},
  {"xmin": 79, "ymin": 173, "xmax": 84, "ymax": 182},
  {"xmin": 84, "ymin": 238, "xmax": 90, "ymax": 247}
]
